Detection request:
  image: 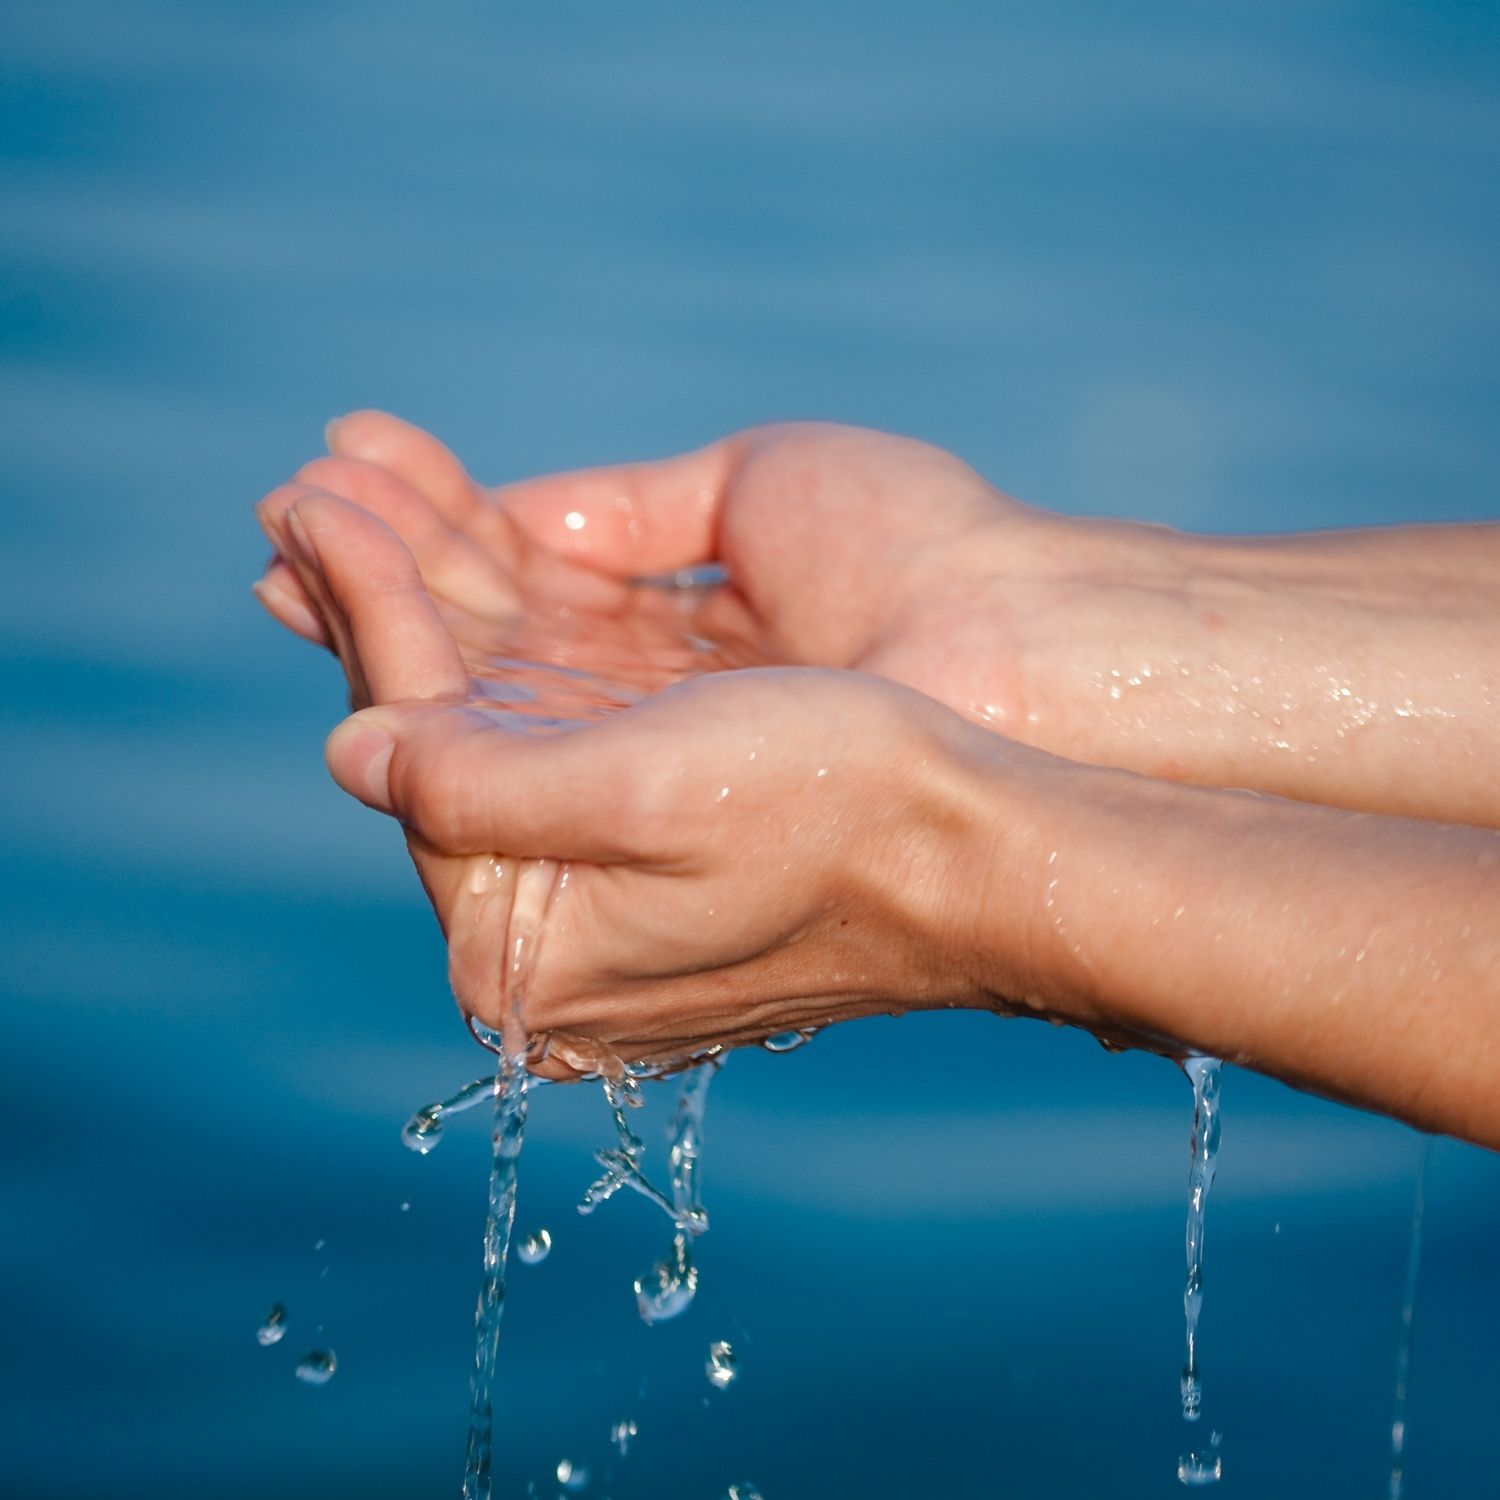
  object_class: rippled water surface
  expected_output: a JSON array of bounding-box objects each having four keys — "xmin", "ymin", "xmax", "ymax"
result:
[{"xmin": 4, "ymin": 3, "xmax": 1499, "ymax": 1496}]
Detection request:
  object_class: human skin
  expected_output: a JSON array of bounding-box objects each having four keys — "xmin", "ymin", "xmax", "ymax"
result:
[
  {"xmin": 257, "ymin": 412, "xmax": 1500, "ymax": 828},
  {"xmin": 267, "ymin": 494, "xmax": 1500, "ymax": 1149}
]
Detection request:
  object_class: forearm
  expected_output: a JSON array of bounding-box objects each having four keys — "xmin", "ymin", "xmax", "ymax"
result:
[
  {"xmin": 953, "ymin": 744, "xmax": 1500, "ymax": 1148},
  {"xmin": 1007, "ymin": 514, "xmax": 1500, "ymax": 826}
]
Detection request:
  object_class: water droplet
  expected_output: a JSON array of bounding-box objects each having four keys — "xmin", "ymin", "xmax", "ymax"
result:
[
  {"xmin": 635, "ymin": 1231, "xmax": 698, "ymax": 1324},
  {"xmin": 518, "ymin": 1229, "xmax": 552, "ymax": 1265},
  {"xmin": 555, "ymin": 1457, "xmax": 589, "ymax": 1490},
  {"xmin": 400, "ymin": 1201, "xmax": 411, "ymax": 1213},
  {"xmin": 256, "ymin": 1303, "xmax": 287, "ymax": 1346},
  {"xmin": 609, "ymin": 1418, "xmax": 637, "ymax": 1456},
  {"xmin": 706, "ymin": 1339, "xmax": 738, "ymax": 1389},
  {"xmin": 313, "ymin": 1238, "xmax": 325, "ymax": 1252},
  {"xmin": 1177, "ymin": 1451, "xmax": 1222, "ymax": 1485},
  {"xmin": 401, "ymin": 1106, "xmax": 444, "ymax": 1154},
  {"xmin": 295, "ymin": 1350, "xmax": 337, "ymax": 1386},
  {"xmin": 724, "ymin": 1485, "xmax": 763, "ymax": 1500},
  {"xmin": 761, "ymin": 1029, "xmax": 813, "ymax": 1054}
]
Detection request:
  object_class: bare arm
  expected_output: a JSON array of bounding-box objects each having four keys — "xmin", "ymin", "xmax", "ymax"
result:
[
  {"xmin": 953, "ymin": 749, "xmax": 1500, "ymax": 1147},
  {"xmin": 990, "ymin": 516, "xmax": 1500, "ymax": 827},
  {"xmin": 275, "ymin": 484, "xmax": 1500, "ymax": 1153},
  {"xmin": 259, "ymin": 415, "xmax": 1500, "ymax": 826}
]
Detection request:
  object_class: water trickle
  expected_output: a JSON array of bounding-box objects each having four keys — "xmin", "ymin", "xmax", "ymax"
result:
[
  {"xmin": 575, "ymin": 1060, "xmax": 716, "ymax": 1322},
  {"xmin": 609, "ymin": 1418, "xmax": 637, "ymax": 1456},
  {"xmin": 455, "ymin": 855, "xmax": 561, "ymax": 1500},
  {"xmin": 554, "ymin": 1457, "xmax": 589, "ymax": 1491},
  {"xmin": 1179, "ymin": 1055, "xmax": 1221, "ymax": 1431},
  {"xmin": 761, "ymin": 1028, "xmax": 815, "ymax": 1054},
  {"xmin": 294, "ymin": 1350, "xmax": 336, "ymax": 1385},
  {"xmin": 517, "ymin": 1228, "xmax": 553, "ymax": 1266},
  {"xmin": 459, "ymin": 1041, "xmax": 529, "ymax": 1500},
  {"xmin": 401, "ymin": 1074, "xmax": 504, "ymax": 1155},
  {"xmin": 706, "ymin": 1339, "xmax": 738, "ymax": 1389},
  {"xmin": 256, "ymin": 1303, "xmax": 287, "ymax": 1346},
  {"xmin": 1389, "ymin": 1138, "xmax": 1432, "ymax": 1500}
]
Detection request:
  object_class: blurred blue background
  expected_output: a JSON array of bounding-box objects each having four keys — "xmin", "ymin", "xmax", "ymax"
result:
[{"xmin": 3, "ymin": 3, "xmax": 1498, "ymax": 1496}]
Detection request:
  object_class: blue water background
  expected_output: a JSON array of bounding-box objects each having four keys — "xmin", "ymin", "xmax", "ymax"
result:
[{"xmin": 3, "ymin": 3, "xmax": 1499, "ymax": 1496}]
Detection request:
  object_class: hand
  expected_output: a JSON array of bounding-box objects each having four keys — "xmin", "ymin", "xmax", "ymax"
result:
[
  {"xmin": 263, "ymin": 412, "xmax": 1500, "ymax": 826},
  {"xmin": 253, "ymin": 412, "xmax": 1052, "ymax": 726},
  {"xmin": 275, "ymin": 491, "xmax": 1044, "ymax": 1072}
]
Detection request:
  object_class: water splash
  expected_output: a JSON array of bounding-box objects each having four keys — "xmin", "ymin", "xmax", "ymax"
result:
[
  {"xmin": 706, "ymin": 1339, "xmax": 738, "ymax": 1389},
  {"xmin": 609, "ymin": 1418, "xmax": 637, "ymax": 1456},
  {"xmin": 256, "ymin": 1303, "xmax": 287, "ymax": 1347},
  {"xmin": 401, "ymin": 1074, "xmax": 505, "ymax": 1154},
  {"xmin": 575, "ymin": 1060, "xmax": 717, "ymax": 1323},
  {"xmin": 1389, "ymin": 1138, "xmax": 1432, "ymax": 1500},
  {"xmin": 294, "ymin": 1350, "xmax": 336, "ymax": 1385},
  {"xmin": 723, "ymin": 1484, "xmax": 763, "ymax": 1500}
]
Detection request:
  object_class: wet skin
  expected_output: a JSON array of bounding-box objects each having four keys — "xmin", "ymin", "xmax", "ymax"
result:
[
  {"xmin": 259, "ymin": 412, "xmax": 1500, "ymax": 828},
  {"xmin": 255, "ymin": 416, "xmax": 1500, "ymax": 1146}
]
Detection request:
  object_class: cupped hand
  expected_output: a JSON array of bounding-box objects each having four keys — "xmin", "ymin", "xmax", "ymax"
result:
[
  {"xmin": 274, "ymin": 492, "xmax": 1044, "ymax": 1072},
  {"xmin": 254, "ymin": 412, "xmax": 1080, "ymax": 733}
]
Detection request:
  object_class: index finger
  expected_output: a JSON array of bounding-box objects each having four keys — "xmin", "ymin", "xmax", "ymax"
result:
[{"xmin": 497, "ymin": 434, "xmax": 747, "ymax": 579}]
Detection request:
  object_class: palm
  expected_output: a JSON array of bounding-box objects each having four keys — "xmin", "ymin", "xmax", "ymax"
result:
[{"xmin": 257, "ymin": 416, "xmax": 1041, "ymax": 732}]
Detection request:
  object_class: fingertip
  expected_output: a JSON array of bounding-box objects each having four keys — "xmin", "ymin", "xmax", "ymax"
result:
[
  {"xmin": 325, "ymin": 712, "xmax": 398, "ymax": 811},
  {"xmin": 252, "ymin": 573, "xmax": 330, "ymax": 646}
]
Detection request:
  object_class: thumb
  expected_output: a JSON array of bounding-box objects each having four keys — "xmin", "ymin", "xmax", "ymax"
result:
[{"xmin": 324, "ymin": 702, "xmax": 650, "ymax": 864}]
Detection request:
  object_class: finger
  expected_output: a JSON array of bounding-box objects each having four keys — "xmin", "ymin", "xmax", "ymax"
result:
[
  {"xmin": 324, "ymin": 699, "xmax": 642, "ymax": 863},
  {"xmin": 285, "ymin": 493, "xmax": 468, "ymax": 706},
  {"xmin": 497, "ymin": 434, "xmax": 746, "ymax": 577},
  {"xmin": 293, "ymin": 454, "xmax": 521, "ymax": 617},
  {"xmin": 251, "ymin": 557, "xmax": 332, "ymax": 646},
  {"xmin": 325, "ymin": 410, "xmax": 485, "ymax": 527}
]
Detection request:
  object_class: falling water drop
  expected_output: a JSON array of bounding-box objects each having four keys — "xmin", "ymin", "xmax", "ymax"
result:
[
  {"xmin": 1177, "ymin": 1450, "xmax": 1223, "ymax": 1486},
  {"xmin": 706, "ymin": 1339, "xmax": 738, "ymax": 1389},
  {"xmin": 256, "ymin": 1304, "xmax": 287, "ymax": 1346},
  {"xmin": 402, "ymin": 1074, "xmax": 509, "ymax": 1156},
  {"xmin": 609, "ymin": 1418, "xmax": 637, "ymax": 1456},
  {"xmin": 517, "ymin": 1229, "xmax": 552, "ymax": 1266},
  {"xmin": 294, "ymin": 1350, "xmax": 337, "ymax": 1386},
  {"xmin": 554, "ymin": 1457, "xmax": 589, "ymax": 1491},
  {"xmin": 635, "ymin": 1231, "xmax": 699, "ymax": 1324},
  {"xmin": 401, "ymin": 1107, "xmax": 445, "ymax": 1155}
]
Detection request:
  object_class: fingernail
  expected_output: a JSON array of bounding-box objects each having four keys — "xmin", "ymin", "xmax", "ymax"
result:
[
  {"xmin": 326, "ymin": 718, "xmax": 395, "ymax": 810},
  {"xmin": 324, "ymin": 415, "xmax": 347, "ymax": 450},
  {"xmin": 285, "ymin": 504, "xmax": 319, "ymax": 564},
  {"xmin": 251, "ymin": 577, "xmax": 325, "ymax": 641}
]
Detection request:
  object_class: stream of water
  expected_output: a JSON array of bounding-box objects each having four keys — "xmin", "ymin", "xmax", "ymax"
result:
[
  {"xmin": 1177, "ymin": 1055, "xmax": 1223, "ymax": 1487},
  {"xmin": 1388, "ymin": 1138, "xmax": 1432, "ymax": 1500}
]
